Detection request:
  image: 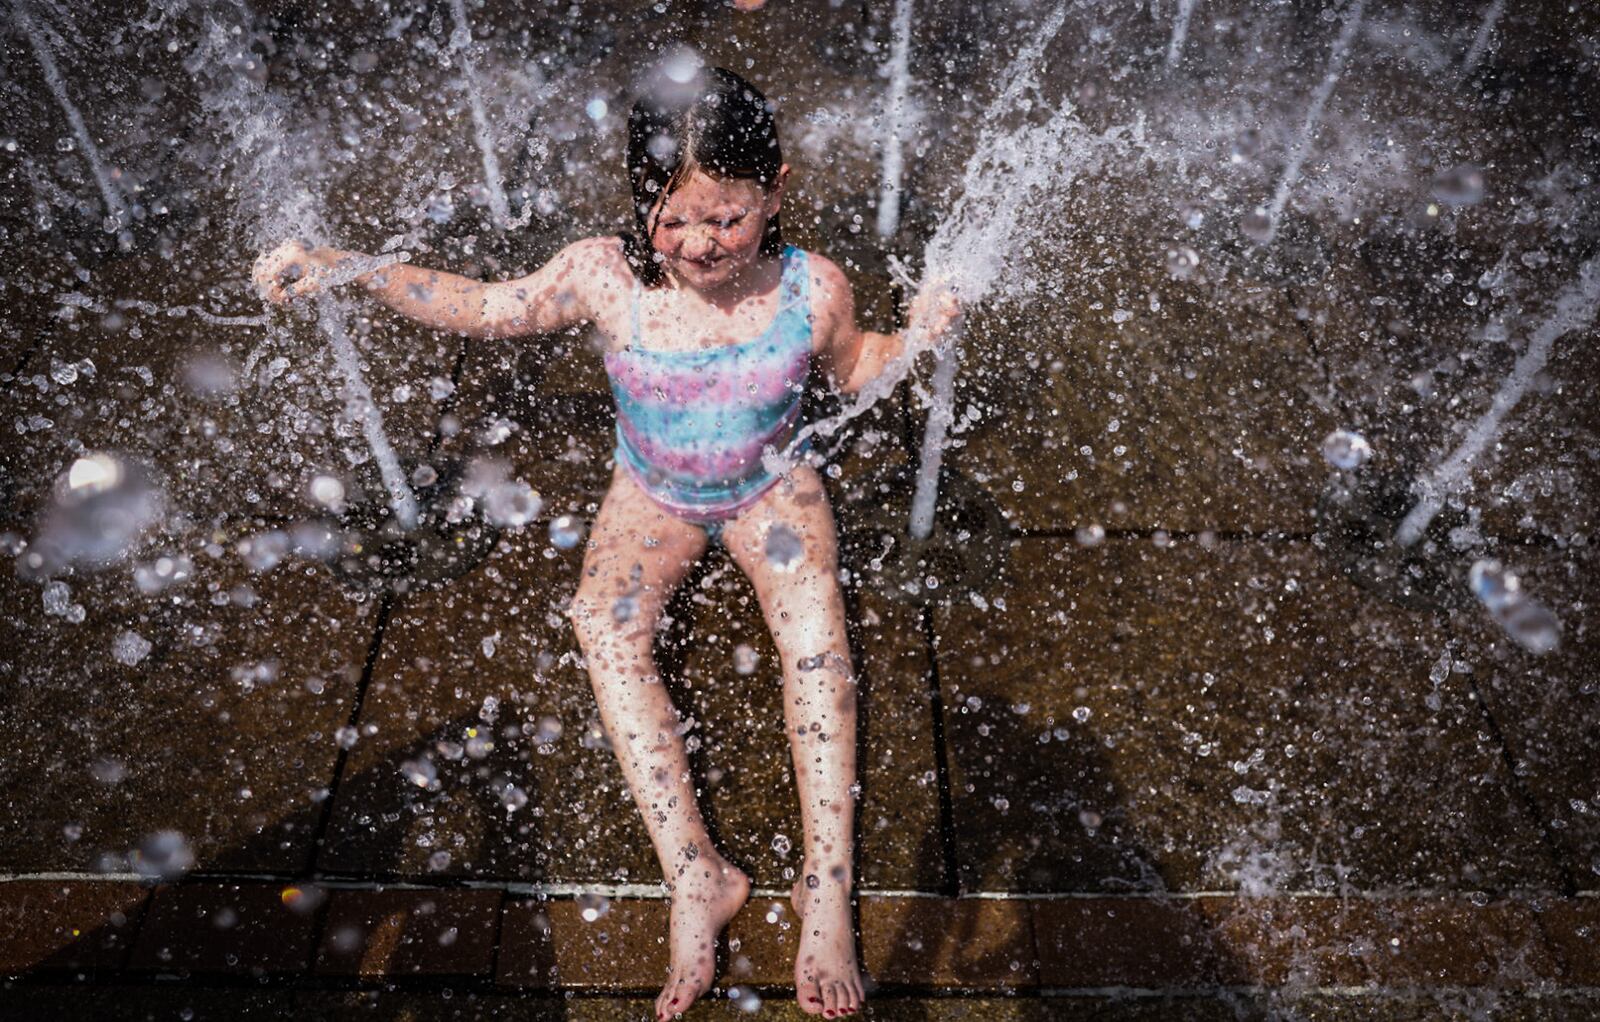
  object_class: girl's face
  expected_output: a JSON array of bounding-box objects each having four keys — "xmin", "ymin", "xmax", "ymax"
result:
[{"xmin": 649, "ymin": 166, "xmax": 787, "ymax": 292}]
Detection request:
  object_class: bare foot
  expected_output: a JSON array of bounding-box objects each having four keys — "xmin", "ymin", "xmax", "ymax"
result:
[
  {"xmin": 655, "ymin": 851, "xmax": 750, "ymax": 1021},
  {"xmin": 791, "ymin": 865, "xmax": 865, "ymax": 1017}
]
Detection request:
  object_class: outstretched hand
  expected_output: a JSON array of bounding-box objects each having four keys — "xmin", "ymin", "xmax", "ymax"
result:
[
  {"xmin": 907, "ymin": 280, "xmax": 962, "ymax": 352},
  {"xmin": 252, "ymin": 239, "xmax": 330, "ymax": 304}
]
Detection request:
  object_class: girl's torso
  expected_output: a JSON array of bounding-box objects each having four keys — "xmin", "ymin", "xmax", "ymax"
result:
[{"xmin": 599, "ymin": 244, "xmax": 815, "ymax": 524}]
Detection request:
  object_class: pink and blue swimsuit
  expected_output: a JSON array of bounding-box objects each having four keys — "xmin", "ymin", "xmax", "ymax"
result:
[{"xmin": 603, "ymin": 245, "xmax": 813, "ymax": 526}]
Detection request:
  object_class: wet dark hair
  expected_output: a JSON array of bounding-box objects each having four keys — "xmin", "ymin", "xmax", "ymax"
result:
[{"xmin": 622, "ymin": 66, "xmax": 784, "ymax": 287}]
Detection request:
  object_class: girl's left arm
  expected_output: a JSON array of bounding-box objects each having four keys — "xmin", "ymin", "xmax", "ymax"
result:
[{"xmin": 812, "ymin": 256, "xmax": 960, "ymax": 396}]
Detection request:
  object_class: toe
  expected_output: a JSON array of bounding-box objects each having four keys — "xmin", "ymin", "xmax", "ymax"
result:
[
  {"xmin": 824, "ymin": 980, "xmax": 844, "ymax": 1016},
  {"xmin": 799, "ymin": 975, "xmax": 825, "ymax": 1015}
]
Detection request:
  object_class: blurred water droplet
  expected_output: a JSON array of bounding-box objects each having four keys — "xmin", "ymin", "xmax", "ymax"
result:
[
  {"xmin": 112, "ymin": 629, "xmax": 152, "ymax": 666},
  {"xmin": 577, "ymin": 892, "xmax": 610, "ymax": 922},
  {"xmin": 1164, "ymin": 246, "xmax": 1200, "ymax": 280},
  {"xmin": 400, "ymin": 755, "xmax": 438, "ymax": 790},
  {"xmin": 90, "ymin": 757, "xmax": 127, "ymax": 784},
  {"xmin": 1074, "ymin": 524, "xmax": 1105, "ymax": 547},
  {"xmin": 131, "ymin": 830, "xmax": 194, "ymax": 881},
  {"xmin": 548, "ymin": 514, "xmax": 584, "ymax": 549},
  {"xmin": 1240, "ymin": 209, "xmax": 1273, "ymax": 243},
  {"xmin": 765, "ymin": 524, "xmax": 804, "ymax": 570},
  {"xmin": 483, "ymin": 481, "xmax": 541, "ymax": 527},
  {"xmin": 728, "ymin": 986, "xmax": 762, "ymax": 1013},
  {"xmin": 1431, "ymin": 163, "xmax": 1485, "ymax": 206},
  {"xmin": 237, "ymin": 530, "xmax": 289, "ymax": 572},
  {"xmin": 733, "ymin": 644, "xmax": 760, "ymax": 675},
  {"xmin": 1320, "ymin": 430, "xmax": 1373, "ymax": 470},
  {"xmin": 308, "ymin": 475, "xmax": 346, "ymax": 512},
  {"xmin": 771, "ymin": 833, "xmax": 792, "ymax": 857}
]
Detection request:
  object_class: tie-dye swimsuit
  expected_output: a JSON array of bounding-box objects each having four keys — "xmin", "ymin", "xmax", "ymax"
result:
[{"xmin": 603, "ymin": 245, "xmax": 812, "ymax": 527}]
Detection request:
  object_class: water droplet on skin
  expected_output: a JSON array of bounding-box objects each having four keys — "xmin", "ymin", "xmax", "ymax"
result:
[{"xmin": 764, "ymin": 524, "xmax": 804, "ymax": 571}]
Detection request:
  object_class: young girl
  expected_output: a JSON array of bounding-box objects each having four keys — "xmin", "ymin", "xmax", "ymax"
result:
[{"xmin": 255, "ymin": 67, "xmax": 957, "ymax": 1020}]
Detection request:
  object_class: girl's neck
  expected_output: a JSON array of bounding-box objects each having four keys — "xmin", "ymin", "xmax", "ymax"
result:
[{"xmin": 663, "ymin": 252, "xmax": 782, "ymax": 311}]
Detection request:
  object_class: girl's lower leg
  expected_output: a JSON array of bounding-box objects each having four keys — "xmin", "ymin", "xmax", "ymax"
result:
[
  {"xmin": 782, "ymin": 644, "xmax": 865, "ymax": 1017},
  {"xmin": 572, "ymin": 619, "xmax": 751, "ymax": 1021}
]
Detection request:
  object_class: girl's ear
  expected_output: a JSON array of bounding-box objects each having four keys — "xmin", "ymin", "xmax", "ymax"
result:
[{"xmin": 765, "ymin": 164, "xmax": 791, "ymax": 216}]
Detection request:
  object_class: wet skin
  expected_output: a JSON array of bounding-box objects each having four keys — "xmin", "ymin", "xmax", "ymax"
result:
[{"xmin": 252, "ymin": 167, "xmax": 958, "ymax": 1020}]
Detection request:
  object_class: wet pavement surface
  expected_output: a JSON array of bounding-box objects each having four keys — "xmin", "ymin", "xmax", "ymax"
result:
[{"xmin": 4, "ymin": 0, "xmax": 1600, "ymax": 1018}]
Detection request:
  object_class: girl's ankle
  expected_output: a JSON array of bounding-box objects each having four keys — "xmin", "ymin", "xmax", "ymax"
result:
[{"xmin": 798, "ymin": 860, "xmax": 853, "ymax": 891}]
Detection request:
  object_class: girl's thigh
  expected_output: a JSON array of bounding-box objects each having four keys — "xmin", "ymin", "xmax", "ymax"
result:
[
  {"xmin": 718, "ymin": 466, "xmax": 847, "ymax": 645},
  {"xmin": 572, "ymin": 465, "xmax": 711, "ymax": 620}
]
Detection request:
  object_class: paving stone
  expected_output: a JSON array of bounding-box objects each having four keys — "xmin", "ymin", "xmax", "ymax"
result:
[
  {"xmin": 1439, "ymin": 542, "xmax": 1600, "ymax": 889},
  {"xmin": 313, "ymin": 888, "xmax": 501, "ymax": 978},
  {"xmin": 0, "ymin": 560, "xmax": 378, "ymax": 875},
  {"xmin": 931, "ymin": 536, "xmax": 1562, "ymax": 893},
  {"xmin": 948, "ymin": 270, "xmax": 1336, "ymax": 535},
  {"xmin": 498, "ymin": 897, "xmax": 668, "ymax": 991},
  {"xmin": 859, "ymin": 895, "xmax": 1036, "ymax": 990},
  {"xmin": 1534, "ymin": 896, "xmax": 1600, "ymax": 986},
  {"xmin": 1360, "ymin": 897, "xmax": 1557, "ymax": 990},
  {"xmin": 0, "ymin": 985, "xmax": 572, "ymax": 1021},
  {"xmin": 1188, "ymin": 895, "xmax": 1381, "ymax": 988},
  {"xmin": 0, "ymin": 880, "xmax": 148, "ymax": 974},
  {"xmin": 127, "ymin": 882, "xmax": 317, "ymax": 975},
  {"xmin": 315, "ymin": 531, "xmax": 641, "ymax": 883},
  {"xmin": 1032, "ymin": 897, "xmax": 1236, "ymax": 989}
]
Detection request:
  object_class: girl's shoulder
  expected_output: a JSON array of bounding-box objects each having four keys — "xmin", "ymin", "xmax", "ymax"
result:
[{"xmin": 802, "ymin": 250, "xmax": 855, "ymax": 318}]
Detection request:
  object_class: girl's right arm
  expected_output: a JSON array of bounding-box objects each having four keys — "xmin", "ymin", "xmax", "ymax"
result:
[{"xmin": 253, "ymin": 237, "xmax": 614, "ymax": 339}]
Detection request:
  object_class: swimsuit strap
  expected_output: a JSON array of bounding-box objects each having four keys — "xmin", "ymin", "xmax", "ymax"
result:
[
  {"xmin": 779, "ymin": 245, "xmax": 808, "ymax": 313},
  {"xmin": 630, "ymin": 275, "xmax": 643, "ymax": 347}
]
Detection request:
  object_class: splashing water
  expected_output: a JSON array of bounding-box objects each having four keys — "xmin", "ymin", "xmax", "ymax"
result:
[
  {"xmin": 13, "ymin": 1, "xmax": 129, "ymax": 230},
  {"xmin": 449, "ymin": 0, "xmax": 512, "ymax": 228},
  {"xmin": 190, "ymin": 8, "xmax": 421, "ymax": 530},
  {"xmin": 907, "ymin": 5, "xmax": 1113, "ymax": 538},
  {"xmin": 1321, "ymin": 430, "xmax": 1374, "ymax": 470},
  {"xmin": 1166, "ymin": 0, "xmax": 1198, "ymax": 68},
  {"xmin": 24, "ymin": 453, "xmax": 165, "ymax": 576},
  {"xmin": 1395, "ymin": 257, "xmax": 1600, "ymax": 547},
  {"xmin": 1468, "ymin": 560, "xmax": 1561, "ymax": 654},
  {"xmin": 1256, "ymin": 0, "xmax": 1366, "ymax": 244},
  {"xmin": 767, "ymin": 5, "xmax": 1114, "ymax": 490},
  {"xmin": 875, "ymin": 0, "xmax": 915, "ymax": 239},
  {"xmin": 1460, "ymin": 0, "xmax": 1506, "ymax": 76},
  {"xmin": 315, "ymin": 295, "xmax": 422, "ymax": 530}
]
